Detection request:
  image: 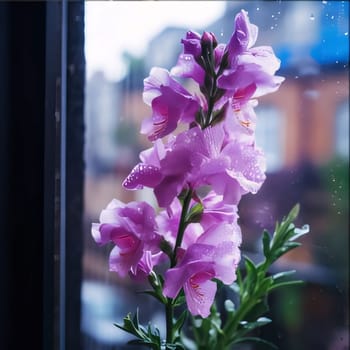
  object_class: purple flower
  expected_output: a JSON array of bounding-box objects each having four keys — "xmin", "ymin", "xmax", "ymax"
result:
[
  {"xmin": 163, "ymin": 223, "xmax": 241, "ymax": 317},
  {"xmin": 157, "ymin": 197, "xmax": 204, "ymax": 251},
  {"xmin": 123, "ymin": 139, "xmax": 167, "ymax": 191},
  {"xmin": 191, "ymin": 124, "xmax": 266, "ymax": 203},
  {"xmin": 227, "ymin": 9, "xmax": 258, "ymax": 57},
  {"xmin": 200, "ymin": 191, "xmax": 239, "ymax": 230},
  {"xmin": 171, "ymin": 54, "xmax": 205, "ymax": 85},
  {"xmin": 170, "ymin": 30, "xmax": 205, "ymax": 84},
  {"xmin": 171, "ymin": 31, "xmax": 220, "ymax": 85},
  {"xmin": 181, "ymin": 30, "xmax": 202, "ymax": 58},
  {"xmin": 123, "ymin": 129, "xmax": 203, "ymax": 207},
  {"xmin": 141, "ymin": 67, "xmax": 199, "ymax": 140},
  {"xmin": 216, "ymin": 10, "xmax": 284, "ymax": 100},
  {"xmin": 124, "ymin": 123, "xmax": 266, "ymax": 207},
  {"xmin": 222, "ymin": 98, "xmax": 258, "ymax": 145},
  {"xmin": 217, "ymin": 53, "xmax": 285, "ymax": 99},
  {"xmin": 91, "ymin": 199, "xmax": 161, "ymax": 279}
]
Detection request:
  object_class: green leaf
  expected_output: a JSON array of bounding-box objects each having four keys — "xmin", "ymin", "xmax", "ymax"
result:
[
  {"xmin": 272, "ymin": 270, "xmax": 296, "ymax": 281},
  {"xmin": 269, "ymin": 279, "xmax": 304, "ymax": 291},
  {"xmin": 291, "ymin": 224, "xmax": 310, "ymax": 241},
  {"xmin": 160, "ymin": 238, "xmax": 174, "ymax": 259},
  {"xmin": 254, "ymin": 277, "xmax": 273, "ymax": 297},
  {"xmin": 271, "ymin": 242, "xmax": 301, "ymax": 262},
  {"xmin": 287, "ymin": 203, "xmax": 300, "ymax": 222},
  {"xmin": 173, "ymin": 310, "xmax": 188, "ymax": 336},
  {"xmin": 244, "ymin": 297, "xmax": 269, "ymax": 322},
  {"xmin": 224, "ymin": 299, "xmax": 235, "ymax": 312},
  {"xmin": 243, "ymin": 256, "xmax": 258, "ymax": 295},
  {"xmin": 240, "ymin": 317, "xmax": 271, "ymax": 329},
  {"xmin": 185, "ymin": 202, "xmax": 204, "ymax": 223},
  {"xmin": 140, "ymin": 290, "xmax": 167, "ymax": 304},
  {"xmin": 232, "ymin": 336, "xmax": 278, "ymax": 349},
  {"xmin": 173, "ymin": 292, "xmax": 186, "ymax": 307},
  {"xmin": 262, "ymin": 230, "xmax": 271, "ymax": 257}
]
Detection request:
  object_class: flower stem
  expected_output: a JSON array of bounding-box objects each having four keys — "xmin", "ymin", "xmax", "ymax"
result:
[
  {"xmin": 165, "ymin": 298, "xmax": 174, "ymax": 344},
  {"xmin": 171, "ymin": 189, "xmax": 193, "ymax": 267}
]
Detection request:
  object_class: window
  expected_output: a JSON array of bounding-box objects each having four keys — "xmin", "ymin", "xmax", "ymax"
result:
[
  {"xmin": 335, "ymin": 100, "xmax": 349, "ymax": 159},
  {"xmin": 82, "ymin": 2, "xmax": 349, "ymax": 350},
  {"xmin": 83, "ymin": 2, "xmax": 349, "ymax": 350},
  {"xmin": 4, "ymin": 1, "xmax": 347, "ymax": 349},
  {"xmin": 255, "ymin": 105, "xmax": 285, "ymax": 172}
]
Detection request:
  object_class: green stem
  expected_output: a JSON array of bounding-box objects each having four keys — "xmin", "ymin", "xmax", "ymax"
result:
[
  {"xmin": 171, "ymin": 189, "xmax": 193, "ymax": 267},
  {"xmin": 165, "ymin": 189, "xmax": 193, "ymax": 345},
  {"xmin": 203, "ymin": 76, "xmax": 217, "ymax": 128},
  {"xmin": 165, "ymin": 298, "xmax": 174, "ymax": 344},
  {"xmin": 223, "ymin": 297, "xmax": 257, "ymax": 346}
]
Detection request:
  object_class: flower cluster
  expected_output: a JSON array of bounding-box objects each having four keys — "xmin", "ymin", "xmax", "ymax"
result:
[{"xmin": 92, "ymin": 10, "xmax": 284, "ymax": 319}]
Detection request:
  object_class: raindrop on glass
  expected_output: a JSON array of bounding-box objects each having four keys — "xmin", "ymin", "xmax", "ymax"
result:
[
  {"xmin": 344, "ymin": 32, "xmax": 349, "ymax": 36},
  {"xmin": 322, "ymin": 0, "xmax": 328, "ymax": 4},
  {"xmin": 310, "ymin": 14, "xmax": 315, "ymax": 21},
  {"xmin": 256, "ymin": 7, "xmax": 260, "ymax": 11}
]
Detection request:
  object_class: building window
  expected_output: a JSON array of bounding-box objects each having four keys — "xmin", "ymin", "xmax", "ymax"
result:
[
  {"xmin": 255, "ymin": 104, "xmax": 285, "ymax": 172},
  {"xmin": 335, "ymin": 100, "xmax": 349, "ymax": 159}
]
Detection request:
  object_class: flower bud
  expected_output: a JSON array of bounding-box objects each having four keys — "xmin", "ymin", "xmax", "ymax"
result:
[{"xmin": 201, "ymin": 31, "xmax": 218, "ymax": 49}]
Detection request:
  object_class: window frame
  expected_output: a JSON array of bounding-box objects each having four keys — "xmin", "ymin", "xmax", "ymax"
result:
[{"xmin": 0, "ymin": 2, "xmax": 85, "ymax": 349}]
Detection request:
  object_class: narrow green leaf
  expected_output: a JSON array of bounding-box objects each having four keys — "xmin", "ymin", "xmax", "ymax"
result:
[
  {"xmin": 232, "ymin": 336, "xmax": 278, "ymax": 349},
  {"xmin": 141, "ymin": 290, "xmax": 167, "ymax": 304},
  {"xmin": 269, "ymin": 280, "xmax": 304, "ymax": 291},
  {"xmin": 239, "ymin": 317, "xmax": 272, "ymax": 331},
  {"xmin": 255, "ymin": 277, "xmax": 273, "ymax": 296},
  {"xmin": 262, "ymin": 230, "xmax": 271, "ymax": 257},
  {"xmin": 287, "ymin": 203, "xmax": 300, "ymax": 222},
  {"xmin": 224, "ymin": 299, "xmax": 235, "ymax": 312},
  {"xmin": 272, "ymin": 270, "xmax": 296, "ymax": 281},
  {"xmin": 185, "ymin": 202, "xmax": 203, "ymax": 223},
  {"xmin": 291, "ymin": 224, "xmax": 310, "ymax": 241},
  {"xmin": 132, "ymin": 308, "xmax": 140, "ymax": 328},
  {"xmin": 244, "ymin": 298, "xmax": 269, "ymax": 322},
  {"xmin": 173, "ymin": 310, "xmax": 188, "ymax": 335}
]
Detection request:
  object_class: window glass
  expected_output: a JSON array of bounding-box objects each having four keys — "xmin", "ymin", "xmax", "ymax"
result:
[
  {"xmin": 335, "ymin": 100, "xmax": 349, "ymax": 158},
  {"xmin": 83, "ymin": 1, "xmax": 349, "ymax": 349},
  {"xmin": 255, "ymin": 105, "xmax": 285, "ymax": 172}
]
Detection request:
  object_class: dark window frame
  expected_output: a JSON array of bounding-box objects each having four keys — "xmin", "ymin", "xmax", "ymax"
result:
[{"xmin": 0, "ymin": 2, "xmax": 85, "ymax": 349}]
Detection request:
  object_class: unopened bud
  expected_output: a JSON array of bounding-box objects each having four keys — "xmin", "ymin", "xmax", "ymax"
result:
[{"xmin": 201, "ymin": 31, "xmax": 218, "ymax": 48}]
